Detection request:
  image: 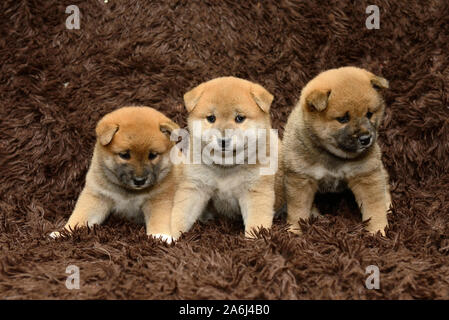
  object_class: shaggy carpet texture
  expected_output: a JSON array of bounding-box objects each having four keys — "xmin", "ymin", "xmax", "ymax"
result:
[{"xmin": 1, "ymin": 0, "xmax": 448, "ymax": 299}]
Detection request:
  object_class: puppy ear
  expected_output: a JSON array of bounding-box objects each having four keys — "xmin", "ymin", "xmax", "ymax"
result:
[
  {"xmin": 371, "ymin": 76, "xmax": 389, "ymax": 90},
  {"xmin": 96, "ymin": 119, "xmax": 119, "ymax": 146},
  {"xmin": 305, "ymin": 89, "xmax": 331, "ymax": 112},
  {"xmin": 160, "ymin": 120, "xmax": 180, "ymax": 137},
  {"xmin": 184, "ymin": 83, "xmax": 205, "ymax": 112},
  {"xmin": 250, "ymin": 83, "xmax": 274, "ymax": 113}
]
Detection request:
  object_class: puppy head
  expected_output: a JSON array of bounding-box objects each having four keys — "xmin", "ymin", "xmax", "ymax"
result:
[
  {"xmin": 95, "ymin": 106, "xmax": 179, "ymax": 190},
  {"xmin": 184, "ymin": 77, "xmax": 273, "ymax": 164},
  {"xmin": 299, "ymin": 67, "xmax": 388, "ymax": 159}
]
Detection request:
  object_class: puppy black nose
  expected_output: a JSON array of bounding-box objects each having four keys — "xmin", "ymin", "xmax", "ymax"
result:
[
  {"xmin": 358, "ymin": 134, "xmax": 372, "ymax": 146},
  {"xmin": 133, "ymin": 177, "xmax": 146, "ymax": 186},
  {"xmin": 219, "ymin": 138, "xmax": 231, "ymax": 150}
]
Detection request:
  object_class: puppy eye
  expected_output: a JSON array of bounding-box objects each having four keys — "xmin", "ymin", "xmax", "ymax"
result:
[
  {"xmin": 336, "ymin": 112, "xmax": 350, "ymax": 124},
  {"xmin": 366, "ymin": 111, "xmax": 373, "ymax": 119},
  {"xmin": 148, "ymin": 152, "xmax": 158, "ymax": 160},
  {"xmin": 235, "ymin": 115, "xmax": 246, "ymax": 123},
  {"xmin": 119, "ymin": 151, "xmax": 131, "ymax": 160},
  {"xmin": 206, "ymin": 115, "xmax": 216, "ymax": 123}
]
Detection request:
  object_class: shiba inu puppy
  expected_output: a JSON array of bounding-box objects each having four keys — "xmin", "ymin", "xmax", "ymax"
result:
[
  {"xmin": 50, "ymin": 107, "xmax": 179, "ymax": 243},
  {"xmin": 170, "ymin": 77, "xmax": 283, "ymax": 240},
  {"xmin": 282, "ymin": 66, "xmax": 391, "ymax": 235}
]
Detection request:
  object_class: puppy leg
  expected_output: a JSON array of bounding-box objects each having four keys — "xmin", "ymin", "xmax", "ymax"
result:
[
  {"xmin": 348, "ymin": 168, "xmax": 390, "ymax": 236},
  {"xmin": 285, "ymin": 173, "xmax": 317, "ymax": 234},
  {"xmin": 143, "ymin": 197, "xmax": 173, "ymax": 244},
  {"xmin": 310, "ymin": 204, "xmax": 321, "ymax": 218},
  {"xmin": 170, "ymin": 183, "xmax": 210, "ymax": 240},
  {"xmin": 50, "ymin": 189, "xmax": 112, "ymax": 238},
  {"xmin": 382, "ymin": 166, "xmax": 392, "ymax": 211},
  {"xmin": 240, "ymin": 177, "xmax": 275, "ymax": 239}
]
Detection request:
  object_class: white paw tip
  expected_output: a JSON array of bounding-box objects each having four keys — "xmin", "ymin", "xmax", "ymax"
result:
[
  {"xmin": 49, "ymin": 231, "xmax": 61, "ymax": 239},
  {"xmin": 151, "ymin": 233, "xmax": 173, "ymax": 244}
]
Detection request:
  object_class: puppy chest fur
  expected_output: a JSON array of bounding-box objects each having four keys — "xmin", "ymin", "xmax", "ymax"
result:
[
  {"xmin": 187, "ymin": 164, "xmax": 259, "ymax": 218},
  {"xmin": 211, "ymin": 171, "xmax": 250, "ymax": 217},
  {"xmin": 92, "ymin": 182, "xmax": 151, "ymax": 224},
  {"xmin": 111, "ymin": 194, "xmax": 146, "ymax": 223},
  {"xmin": 317, "ymin": 175, "xmax": 347, "ymax": 193},
  {"xmin": 306, "ymin": 163, "xmax": 348, "ymax": 193}
]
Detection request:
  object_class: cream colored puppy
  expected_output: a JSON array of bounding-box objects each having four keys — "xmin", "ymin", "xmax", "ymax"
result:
[
  {"xmin": 50, "ymin": 107, "xmax": 179, "ymax": 243},
  {"xmin": 170, "ymin": 77, "xmax": 283, "ymax": 240}
]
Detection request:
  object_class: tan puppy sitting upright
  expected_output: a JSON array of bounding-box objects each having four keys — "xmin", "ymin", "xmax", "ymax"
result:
[
  {"xmin": 170, "ymin": 77, "xmax": 283, "ymax": 240},
  {"xmin": 50, "ymin": 106, "xmax": 179, "ymax": 242},
  {"xmin": 283, "ymin": 66, "xmax": 391, "ymax": 235}
]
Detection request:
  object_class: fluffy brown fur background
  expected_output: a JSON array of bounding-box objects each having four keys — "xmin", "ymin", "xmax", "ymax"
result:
[{"xmin": 1, "ymin": 0, "xmax": 448, "ymax": 299}]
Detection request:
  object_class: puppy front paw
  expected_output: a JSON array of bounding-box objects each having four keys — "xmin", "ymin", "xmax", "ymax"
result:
[
  {"xmin": 49, "ymin": 231, "xmax": 62, "ymax": 239},
  {"xmin": 286, "ymin": 219, "xmax": 303, "ymax": 235},
  {"xmin": 244, "ymin": 231, "xmax": 258, "ymax": 239},
  {"xmin": 150, "ymin": 233, "xmax": 173, "ymax": 244},
  {"xmin": 287, "ymin": 225, "xmax": 302, "ymax": 235},
  {"xmin": 48, "ymin": 231, "xmax": 67, "ymax": 239},
  {"xmin": 49, "ymin": 226, "xmax": 74, "ymax": 239},
  {"xmin": 366, "ymin": 223, "xmax": 387, "ymax": 236},
  {"xmin": 366, "ymin": 218, "xmax": 388, "ymax": 236},
  {"xmin": 310, "ymin": 206, "xmax": 321, "ymax": 218}
]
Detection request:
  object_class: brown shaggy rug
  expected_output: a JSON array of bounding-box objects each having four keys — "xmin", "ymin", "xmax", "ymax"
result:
[{"xmin": 1, "ymin": 0, "xmax": 449, "ymax": 300}]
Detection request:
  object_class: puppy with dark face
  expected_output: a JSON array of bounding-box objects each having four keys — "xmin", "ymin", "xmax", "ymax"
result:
[
  {"xmin": 50, "ymin": 107, "xmax": 179, "ymax": 242},
  {"xmin": 282, "ymin": 66, "xmax": 391, "ymax": 235}
]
